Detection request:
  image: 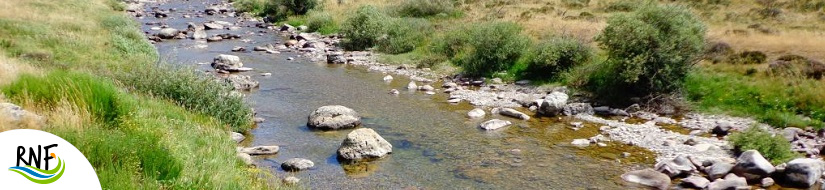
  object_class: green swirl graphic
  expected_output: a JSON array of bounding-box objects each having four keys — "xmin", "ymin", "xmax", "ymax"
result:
[{"xmin": 8, "ymin": 156, "xmax": 65, "ymax": 184}]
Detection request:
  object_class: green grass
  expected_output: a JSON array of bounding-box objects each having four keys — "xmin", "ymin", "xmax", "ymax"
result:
[
  {"xmin": 729, "ymin": 127, "xmax": 798, "ymax": 165},
  {"xmin": 685, "ymin": 67, "xmax": 825, "ymax": 128}
]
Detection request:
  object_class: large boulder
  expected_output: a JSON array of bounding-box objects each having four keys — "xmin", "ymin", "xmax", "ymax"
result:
[
  {"xmin": 539, "ymin": 92, "xmax": 568, "ymax": 116},
  {"xmin": 281, "ymin": 158, "xmax": 314, "ymax": 171},
  {"xmin": 479, "ymin": 119, "xmax": 511, "ymax": 131},
  {"xmin": 337, "ymin": 128, "xmax": 392, "ymax": 160},
  {"xmin": 655, "ymin": 155, "xmax": 697, "ymax": 178},
  {"xmin": 780, "ymin": 158, "xmax": 824, "ymax": 188},
  {"xmin": 562, "ymin": 103, "xmax": 594, "ymax": 116},
  {"xmin": 621, "ymin": 168, "xmax": 670, "ymax": 190},
  {"xmin": 707, "ymin": 174, "xmax": 749, "ymax": 190},
  {"xmin": 307, "ymin": 105, "xmax": 361, "ymax": 130},
  {"xmin": 732, "ymin": 150, "xmax": 775, "ymax": 181},
  {"xmin": 212, "ymin": 54, "xmax": 244, "ymax": 71},
  {"xmin": 224, "ymin": 75, "xmax": 259, "ymax": 91},
  {"xmin": 157, "ymin": 28, "xmax": 180, "ymax": 39}
]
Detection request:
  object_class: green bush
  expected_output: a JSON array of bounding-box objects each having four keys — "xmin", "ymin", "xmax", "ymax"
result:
[
  {"xmin": 393, "ymin": 0, "xmax": 457, "ymax": 17},
  {"xmin": 520, "ymin": 36, "xmax": 591, "ymax": 79},
  {"xmin": 603, "ymin": 0, "xmax": 640, "ymax": 12},
  {"xmin": 563, "ymin": 0, "xmax": 591, "ymax": 8},
  {"xmin": 306, "ymin": 10, "xmax": 338, "ymax": 34},
  {"xmin": 341, "ymin": 5, "xmax": 388, "ymax": 51},
  {"xmin": 283, "ymin": 0, "xmax": 318, "ymax": 15},
  {"xmin": 591, "ymin": 4, "xmax": 706, "ymax": 100},
  {"xmin": 117, "ymin": 65, "xmax": 253, "ymax": 132},
  {"xmin": 727, "ymin": 51, "xmax": 767, "ymax": 64},
  {"xmin": 433, "ymin": 22, "xmax": 530, "ymax": 77},
  {"xmin": 240, "ymin": 0, "xmax": 317, "ymax": 22},
  {"xmin": 2, "ymin": 71, "xmax": 129, "ymax": 125},
  {"xmin": 376, "ymin": 18, "xmax": 431, "ymax": 54},
  {"xmin": 729, "ymin": 127, "xmax": 798, "ymax": 164}
]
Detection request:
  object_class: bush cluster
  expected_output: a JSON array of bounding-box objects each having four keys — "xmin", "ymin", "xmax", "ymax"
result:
[
  {"xmin": 393, "ymin": 0, "xmax": 457, "ymax": 17},
  {"xmin": 237, "ymin": 0, "xmax": 318, "ymax": 22},
  {"xmin": 433, "ymin": 22, "xmax": 529, "ymax": 77},
  {"xmin": 376, "ymin": 18, "xmax": 431, "ymax": 54},
  {"xmin": 341, "ymin": 5, "xmax": 388, "ymax": 51},
  {"xmin": 589, "ymin": 4, "xmax": 706, "ymax": 101},
  {"xmin": 306, "ymin": 10, "xmax": 338, "ymax": 34},
  {"xmin": 519, "ymin": 37, "xmax": 592, "ymax": 79},
  {"xmin": 729, "ymin": 127, "xmax": 797, "ymax": 164}
]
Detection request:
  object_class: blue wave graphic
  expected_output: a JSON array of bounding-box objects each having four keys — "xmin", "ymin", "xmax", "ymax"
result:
[{"xmin": 8, "ymin": 166, "xmax": 55, "ymax": 179}]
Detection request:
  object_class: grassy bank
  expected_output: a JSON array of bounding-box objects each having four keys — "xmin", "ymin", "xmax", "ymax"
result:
[
  {"xmin": 0, "ymin": 0, "xmax": 271, "ymax": 189},
  {"xmin": 235, "ymin": 0, "xmax": 825, "ymax": 129}
]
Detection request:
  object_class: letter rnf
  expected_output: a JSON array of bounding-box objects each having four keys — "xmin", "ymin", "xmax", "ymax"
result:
[{"xmin": 16, "ymin": 144, "xmax": 57, "ymax": 169}]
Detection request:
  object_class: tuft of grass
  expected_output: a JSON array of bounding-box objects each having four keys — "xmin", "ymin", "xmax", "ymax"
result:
[
  {"xmin": 306, "ymin": 10, "xmax": 338, "ymax": 34},
  {"xmin": 729, "ymin": 127, "xmax": 798, "ymax": 165}
]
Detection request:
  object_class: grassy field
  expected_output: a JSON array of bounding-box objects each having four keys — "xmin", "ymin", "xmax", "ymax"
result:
[
  {"xmin": 0, "ymin": 0, "xmax": 275, "ymax": 189},
  {"xmin": 235, "ymin": 0, "xmax": 825, "ymax": 128}
]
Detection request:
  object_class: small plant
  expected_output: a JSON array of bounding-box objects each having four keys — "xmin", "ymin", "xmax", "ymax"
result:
[
  {"xmin": 376, "ymin": 18, "xmax": 431, "ymax": 54},
  {"xmin": 590, "ymin": 3, "xmax": 706, "ymax": 101},
  {"xmin": 520, "ymin": 36, "xmax": 592, "ymax": 79},
  {"xmin": 341, "ymin": 5, "xmax": 388, "ymax": 51},
  {"xmin": 727, "ymin": 51, "xmax": 767, "ymax": 64},
  {"xmin": 393, "ymin": 0, "xmax": 457, "ymax": 17},
  {"xmin": 433, "ymin": 22, "xmax": 529, "ymax": 77},
  {"xmin": 306, "ymin": 11, "xmax": 338, "ymax": 34},
  {"xmin": 729, "ymin": 127, "xmax": 798, "ymax": 164}
]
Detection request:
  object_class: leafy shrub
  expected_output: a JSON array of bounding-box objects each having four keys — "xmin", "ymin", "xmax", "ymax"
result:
[
  {"xmin": 590, "ymin": 4, "xmax": 706, "ymax": 100},
  {"xmin": 727, "ymin": 51, "xmax": 767, "ymax": 64},
  {"xmin": 261, "ymin": 0, "xmax": 290, "ymax": 22},
  {"xmin": 306, "ymin": 11, "xmax": 338, "ymax": 34},
  {"xmin": 729, "ymin": 127, "xmax": 797, "ymax": 164},
  {"xmin": 393, "ymin": 0, "xmax": 457, "ymax": 17},
  {"xmin": 519, "ymin": 37, "xmax": 591, "ymax": 79},
  {"xmin": 376, "ymin": 18, "xmax": 431, "ymax": 54},
  {"xmin": 341, "ymin": 5, "xmax": 388, "ymax": 51},
  {"xmin": 603, "ymin": 0, "xmax": 640, "ymax": 12},
  {"xmin": 117, "ymin": 64, "xmax": 253, "ymax": 132},
  {"xmin": 433, "ymin": 22, "xmax": 529, "ymax": 77},
  {"xmin": 282, "ymin": 0, "xmax": 318, "ymax": 15},
  {"xmin": 2, "ymin": 71, "xmax": 129, "ymax": 125}
]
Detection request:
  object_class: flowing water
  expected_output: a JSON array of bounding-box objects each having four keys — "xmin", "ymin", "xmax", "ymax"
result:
[{"xmin": 139, "ymin": 1, "xmax": 655, "ymax": 189}]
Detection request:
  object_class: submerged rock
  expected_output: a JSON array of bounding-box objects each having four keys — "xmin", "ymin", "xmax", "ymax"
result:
[
  {"xmin": 307, "ymin": 105, "xmax": 361, "ymax": 130},
  {"xmin": 562, "ymin": 103, "xmax": 594, "ymax": 116},
  {"xmin": 223, "ymin": 75, "xmax": 259, "ymax": 91},
  {"xmin": 281, "ymin": 158, "xmax": 314, "ymax": 171},
  {"xmin": 497, "ymin": 108, "xmax": 530, "ymax": 120},
  {"xmin": 479, "ymin": 119, "xmax": 511, "ymax": 131},
  {"xmin": 239, "ymin": 146, "xmax": 279, "ymax": 155},
  {"xmin": 337, "ymin": 128, "xmax": 393, "ymax": 160},
  {"xmin": 157, "ymin": 28, "xmax": 179, "ymax": 39},
  {"xmin": 467, "ymin": 108, "xmax": 485, "ymax": 119},
  {"xmin": 621, "ymin": 168, "xmax": 670, "ymax": 190}
]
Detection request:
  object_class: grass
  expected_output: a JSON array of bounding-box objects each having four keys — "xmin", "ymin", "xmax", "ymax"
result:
[
  {"xmin": 729, "ymin": 127, "xmax": 798, "ymax": 165},
  {"xmin": 0, "ymin": 0, "xmax": 270, "ymax": 189}
]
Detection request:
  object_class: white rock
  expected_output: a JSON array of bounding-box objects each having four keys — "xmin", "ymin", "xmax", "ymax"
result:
[
  {"xmin": 468, "ymin": 108, "xmax": 486, "ymax": 119},
  {"xmin": 479, "ymin": 119, "xmax": 511, "ymax": 130},
  {"xmin": 383, "ymin": 75, "xmax": 393, "ymax": 81},
  {"xmin": 571, "ymin": 139, "xmax": 590, "ymax": 147}
]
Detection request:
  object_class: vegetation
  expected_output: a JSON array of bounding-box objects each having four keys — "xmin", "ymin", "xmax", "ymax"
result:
[
  {"xmin": 341, "ymin": 5, "xmax": 388, "ymax": 51},
  {"xmin": 306, "ymin": 10, "xmax": 338, "ymax": 34},
  {"xmin": 433, "ymin": 21, "xmax": 530, "ymax": 77},
  {"xmin": 518, "ymin": 36, "xmax": 592, "ymax": 80},
  {"xmin": 376, "ymin": 18, "xmax": 431, "ymax": 54},
  {"xmin": 0, "ymin": 0, "xmax": 268, "ymax": 188},
  {"xmin": 392, "ymin": 0, "xmax": 458, "ymax": 17},
  {"xmin": 588, "ymin": 3, "xmax": 706, "ymax": 102},
  {"xmin": 235, "ymin": 0, "xmax": 318, "ymax": 22},
  {"xmin": 729, "ymin": 127, "xmax": 798, "ymax": 164}
]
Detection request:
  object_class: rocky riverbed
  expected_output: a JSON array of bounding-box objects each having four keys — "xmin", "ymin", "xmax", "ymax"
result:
[{"xmin": 126, "ymin": 0, "xmax": 825, "ymax": 189}]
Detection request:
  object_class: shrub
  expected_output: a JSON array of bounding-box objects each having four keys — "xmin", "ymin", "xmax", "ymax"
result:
[
  {"xmin": 433, "ymin": 22, "xmax": 529, "ymax": 77},
  {"xmin": 282, "ymin": 0, "xmax": 318, "ymax": 15},
  {"xmin": 591, "ymin": 4, "xmax": 706, "ymax": 100},
  {"xmin": 520, "ymin": 37, "xmax": 591, "ymax": 79},
  {"xmin": 603, "ymin": 0, "xmax": 639, "ymax": 12},
  {"xmin": 563, "ymin": 0, "xmax": 591, "ymax": 8},
  {"xmin": 376, "ymin": 18, "xmax": 431, "ymax": 54},
  {"xmin": 306, "ymin": 11, "xmax": 338, "ymax": 34},
  {"xmin": 341, "ymin": 5, "xmax": 388, "ymax": 51},
  {"xmin": 729, "ymin": 127, "xmax": 797, "ymax": 164},
  {"xmin": 261, "ymin": 0, "xmax": 290, "ymax": 22},
  {"xmin": 117, "ymin": 64, "xmax": 253, "ymax": 132},
  {"xmin": 393, "ymin": 0, "xmax": 457, "ymax": 17},
  {"xmin": 727, "ymin": 51, "xmax": 767, "ymax": 64}
]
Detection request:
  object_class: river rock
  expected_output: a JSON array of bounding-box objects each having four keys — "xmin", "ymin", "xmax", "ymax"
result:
[
  {"xmin": 571, "ymin": 139, "xmax": 589, "ymax": 147},
  {"xmin": 327, "ymin": 51, "xmax": 346, "ymax": 64},
  {"xmin": 442, "ymin": 82, "xmax": 458, "ymax": 89},
  {"xmin": 192, "ymin": 29, "xmax": 207, "ymax": 39},
  {"xmin": 761, "ymin": 177, "xmax": 775, "ymax": 187},
  {"xmin": 708, "ymin": 174, "xmax": 748, "ymax": 190},
  {"xmin": 383, "ymin": 75, "xmax": 393, "ymax": 81},
  {"xmin": 281, "ymin": 158, "xmax": 314, "ymax": 171},
  {"xmin": 406, "ymin": 81, "xmax": 418, "ymax": 90},
  {"xmin": 237, "ymin": 152, "xmax": 254, "ymax": 165},
  {"xmin": 206, "ymin": 36, "xmax": 223, "ymax": 42},
  {"xmin": 655, "ymin": 155, "xmax": 697, "ymax": 178},
  {"xmin": 706, "ymin": 162, "xmax": 734, "ymax": 180},
  {"xmin": 0, "ymin": 103, "xmax": 41, "ymax": 125},
  {"xmin": 468, "ymin": 108, "xmax": 485, "ymax": 119},
  {"xmin": 562, "ymin": 103, "xmax": 594, "ymax": 116},
  {"xmin": 224, "ymin": 75, "xmax": 259, "ymax": 91},
  {"xmin": 212, "ymin": 54, "xmax": 243, "ymax": 70},
  {"xmin": 337, "ymin": 128, "xmax": 393, "ymax": 160},
  {"xmin": 621, "ymin": 168, "xmax": 670, "ymax": 190},
  {"xmin": 283, "ymin": 176, "xmax": 300, "ymax": 185},
  {"xmin": 479, "ymin": 119, "xmax": 511, "ymax": 130},
  {"xmin": 712, "ymin": 121, "xmax": 733, "ymax": 136},
  {"xmin": 239, "ymin": 146, "xmax": 279, "ymax": 155},
  {"xmin": 781, "ymin": 158, "xmax": 824, "ymax": 188},
  {"xmin": 203, "ymin": 22, "xmax": 224, "ymax": 30},
  {"xmin": 681, "ymin": 175, "xmax": 710, "ymax": 189},
  {"xmin": 497, "ymin": 108, "xmax": 530, "ymax": 120},
  {"xmin": 230, "ymin": 132, "xmax": 245, "ymax": 143},
  {"xmin": 539, "ymin": 92, "xmax": 568, "ymax": 116},
  {"xmin": 157, "ymin": 28, "xmax": 180, "ymax": 39},
  {"xmin": 732, "ymin": 150, "xmax": 775, "ymax": 181},
  {"xmin": 307, "ymin": 105, "xmax": 361, "ymax": 130}
]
